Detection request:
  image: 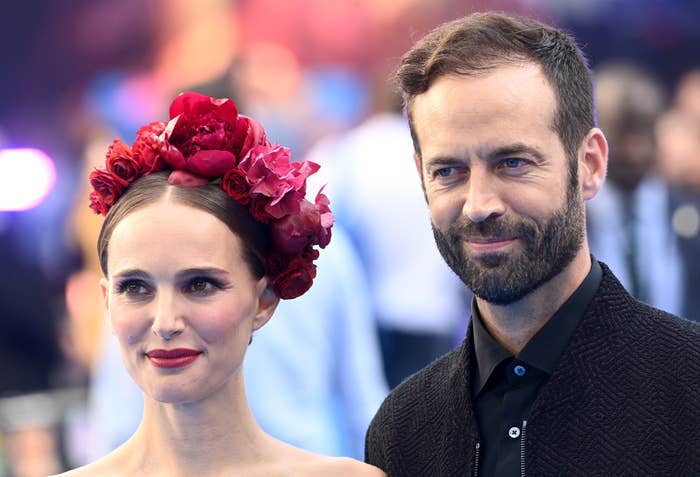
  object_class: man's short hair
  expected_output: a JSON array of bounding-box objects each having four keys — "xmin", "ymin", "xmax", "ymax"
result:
[{"xmin": 396, "ymin": 12, "xmax": 595, "ymax": 164}]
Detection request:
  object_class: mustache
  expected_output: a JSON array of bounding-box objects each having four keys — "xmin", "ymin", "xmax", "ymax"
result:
[{"xmin": 447, "ymin": 215, "xmax": 536, "ymax": 239}]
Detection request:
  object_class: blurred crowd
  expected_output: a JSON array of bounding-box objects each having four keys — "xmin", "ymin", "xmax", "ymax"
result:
[{"xmin": 0, "ymin": 0, "xmax": 699, "ymax": 475}]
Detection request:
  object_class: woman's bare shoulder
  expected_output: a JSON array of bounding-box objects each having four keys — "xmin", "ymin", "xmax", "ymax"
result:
[
  {"xmin": 303, "ymin": 456, "xmax": 386, "ymax": 477},
  {"xmin": 50, "ymin": 449, "xmax": 128, "ymax": 477}
]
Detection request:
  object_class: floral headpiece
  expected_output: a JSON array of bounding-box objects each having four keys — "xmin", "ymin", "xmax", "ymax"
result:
[{"xmin": 89, "ymin": 92, "xmax": 333, "ymax": 299}]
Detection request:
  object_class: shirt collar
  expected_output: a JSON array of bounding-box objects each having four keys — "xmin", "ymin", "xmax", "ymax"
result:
[{"xmin": 471, "ymin": 257, "xmax": 603, "ymax": 395}]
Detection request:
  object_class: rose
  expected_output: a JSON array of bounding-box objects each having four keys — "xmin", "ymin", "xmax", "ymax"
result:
[
  {"xmin": 249, "ymin": 196, "xmax": 273, "ymax": 223},
  {"xmin": 131, "ymin": 121, "xmax": 167, "ymax": 173},
  {"xmin": 271, "ymin": 256, "xmax": 317, "ymax": 299},
  {"xmin": 221, "ymin": 167, "xmax": 251, "ymax": 205},
  {"xmin": 89, "ymin": 169, "xmax": 127, "ymax": 215},
  {"xmin": 105, "ymin": 139, "xmax": 140, "ymax": 183},
  {"xmin": 271, "ymin": 199, "xmax": 322, "ymax": 255}
]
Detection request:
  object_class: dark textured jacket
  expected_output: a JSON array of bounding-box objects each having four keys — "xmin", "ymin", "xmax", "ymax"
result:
[{"xmin": 365, "ymin": 263, "xmax": 700, "ymax": 476}]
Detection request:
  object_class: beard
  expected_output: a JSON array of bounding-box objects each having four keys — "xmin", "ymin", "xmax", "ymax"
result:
[{"xmin": 432, "ymin": 181, "xmax": 585, "ymax": 305}]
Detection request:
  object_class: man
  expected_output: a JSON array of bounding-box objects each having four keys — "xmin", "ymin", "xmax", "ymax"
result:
[{"xmin": 365, "ymin": 12, "xmax": 700, "ymax": 476}]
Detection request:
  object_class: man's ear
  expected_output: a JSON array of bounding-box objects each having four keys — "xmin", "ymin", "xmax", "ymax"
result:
[
  {"xmin": 252, "ymin": 280, "xmax": 280, "ymax": 332},
  {"xmin": 99, "ymin": 277, "xmax": 114, "ymax": 334},
  {"xmin": 578, "ymin": 127, "xmax": 608, "ymax": 200}
]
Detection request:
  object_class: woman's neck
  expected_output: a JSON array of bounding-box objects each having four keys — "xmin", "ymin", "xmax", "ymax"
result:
[{"xmin": 122, "ymin": 372, "xmax": 272, "ymax": 476}]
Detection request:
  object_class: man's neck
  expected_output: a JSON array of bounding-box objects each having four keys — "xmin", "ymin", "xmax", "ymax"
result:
[{"xmin": 475, "ymin": 250, "xmax": 592, "ymax": 354}]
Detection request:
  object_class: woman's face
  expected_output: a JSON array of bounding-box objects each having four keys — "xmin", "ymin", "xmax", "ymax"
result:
[{"xmin": 101, "ymin": 200, "xmax": 278, "ymax": 404}]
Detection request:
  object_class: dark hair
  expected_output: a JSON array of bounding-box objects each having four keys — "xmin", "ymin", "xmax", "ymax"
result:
[
  {"xmin": 396, "ymin": 12, "xmax": 595, "ymax": 164},
  {"xmin": 97, "ymin": 172, "xmax": 270, "ymax": 278}
]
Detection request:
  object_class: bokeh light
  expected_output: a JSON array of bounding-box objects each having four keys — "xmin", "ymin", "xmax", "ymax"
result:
[{"xmin": 0, "ymin": 148, "xmax": 57, "ymax": 211}]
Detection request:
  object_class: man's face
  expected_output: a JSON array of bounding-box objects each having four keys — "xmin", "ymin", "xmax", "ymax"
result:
[{"xmin": 412, "ymin": 64, "xmax": 586, "ymax": 305}]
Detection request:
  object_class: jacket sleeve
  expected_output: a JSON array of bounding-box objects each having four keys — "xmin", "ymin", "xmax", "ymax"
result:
[{"xmin": 364, "ymin": 410, "xmax": 388, "ymax": 472}]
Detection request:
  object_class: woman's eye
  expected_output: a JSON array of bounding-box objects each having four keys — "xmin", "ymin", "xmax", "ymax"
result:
[
  {"xmin": 185, "ymin": 277, "xmax": 219, "ymax": 296},
  {"xmin": 116, "ymin": 280, "xmax": 150, "ymax": 297}
]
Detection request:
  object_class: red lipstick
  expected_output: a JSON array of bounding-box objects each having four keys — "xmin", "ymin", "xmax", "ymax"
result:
[{"xmin": 146, "ymin": 348, "xmax": 201, "ymax": 369}]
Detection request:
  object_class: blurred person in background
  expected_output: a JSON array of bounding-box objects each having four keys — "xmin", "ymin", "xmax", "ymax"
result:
[
  {"xmin": 0, "ymin": 222, "xmax": 64, "ymax": 476},
  {"xmin": 305, "ymin": 74, "xmax": 467, "ymax": 389},
  {"xmin": 587, "ymin": 62, "xmax": 699, "ymax": 321},
  {"xmin": 655, "ymin": 68, "xmax": 700, "ymax": 322},
  {"xmin": 56, "ymin": 92, "xmax": 384, "ymax": 476}
]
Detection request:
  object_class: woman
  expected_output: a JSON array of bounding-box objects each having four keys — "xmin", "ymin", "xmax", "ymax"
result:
[{"xmin": 56, "ymin": 92, "xmax": 384, "ymax": 476}]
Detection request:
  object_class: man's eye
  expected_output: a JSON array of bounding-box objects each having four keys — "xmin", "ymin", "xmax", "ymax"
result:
[
  {"xmin": 435, "ymin": 167, "xmax": 455, "ymax": 177},
  {"xmin": 502, "ymin": 158, "xmax": 525, "ymax": 168}
]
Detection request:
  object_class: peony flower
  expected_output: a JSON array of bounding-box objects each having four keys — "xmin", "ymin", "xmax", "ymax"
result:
[
  {"xmin": 167, "ymin": 170, "xmax": 210, "ymax": 187},
  {"xmin": 271, "ymin": 200, "xmax": 322, "ymax": 255},
  {"xmin": 233, "ymin": 115, "xmax": 270, "ymax": 160}
]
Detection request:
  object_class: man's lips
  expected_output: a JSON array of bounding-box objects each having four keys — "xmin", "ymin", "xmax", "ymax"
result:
[
  {"xmin": 463, "ymin": 236, "xmax": 517, "ymax": 252},
  {"xmin": 145, "ymin": 348, "xmax": 201, "ymax": 369}
]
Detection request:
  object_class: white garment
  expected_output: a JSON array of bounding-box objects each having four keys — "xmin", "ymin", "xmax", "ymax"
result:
[{"xmin": 586, "ymin": 175, "xmax": 683, "ymax": 315}]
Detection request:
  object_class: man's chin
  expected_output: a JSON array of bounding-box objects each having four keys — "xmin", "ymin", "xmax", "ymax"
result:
[{"xmin": 464, "ymin": 250, "xmax": 513, "ymax": 268}]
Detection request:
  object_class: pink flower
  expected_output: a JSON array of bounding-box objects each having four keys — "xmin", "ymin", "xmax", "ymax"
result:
[
  {"xmin": 315, "ymin": 189, "xmax": 333, "ymax": 248},
  {"xmin": 271, "ymin": 199, "xmax": 322, "ymax": 255}
]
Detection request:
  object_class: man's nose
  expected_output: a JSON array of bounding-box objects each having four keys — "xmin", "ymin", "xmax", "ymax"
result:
[
  {"xmin": 462, "ymin": 170, "xmax": 506, "ymax": 223},
  {"xmin": 151, "ymin": 291, "xmax": 184, "ymax": 340}
]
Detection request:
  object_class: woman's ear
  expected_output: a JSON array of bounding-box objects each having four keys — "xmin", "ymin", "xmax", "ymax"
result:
[
  {"xmin": 252, "ymin": 279, "xmax": 280, "ymax": 331},
  {"xmin": 99, "ymin": 277, "xmax": 115, "ymax": 334},
  {"xmin": 578, "ymin": 127, "xmax": 609, "ymax": 200}
]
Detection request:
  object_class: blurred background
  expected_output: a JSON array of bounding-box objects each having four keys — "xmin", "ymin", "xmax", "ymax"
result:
[{"xmin": 1, "ymin": 0, "xmax": 699, "ymax": 474}]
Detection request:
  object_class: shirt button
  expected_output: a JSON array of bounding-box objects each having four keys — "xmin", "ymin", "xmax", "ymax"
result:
[
  {"xmin": 514, "ymin": 365, "xmax": 526, "ymax": 376},
  {"xmin": 508, "ymin": 426, "xmax": 521, "ymax": 439}
]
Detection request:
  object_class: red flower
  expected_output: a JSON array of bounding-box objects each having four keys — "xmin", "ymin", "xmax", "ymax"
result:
[
  {"xmin": 132, "ymin": 121, "xmax": 167, "ymax": 173},
  {"xmin": 221, "ymin": 167, "xmax": 251, "ymax": 205},
  {"xmin": 105, "ymin": 139, "xmax": 140, "ymax": 183},
  {"xmin": 271, "ymin": 199, "xmax": 322, "ymax": 255},
  {"xmin": 89, "ymin": 169, "xmax": 127, "ymax": 216},
  {"xmin": 167, "ymin": 170, "xmax": 210, "ymax": 187},
  {"xmin": 270, "ymin": 256, "xmax": 317, "ymax": 299},
  {"xmin": 233, "ymin": 115, "xmax": 270, "ymax": 160},
  {"xmin": 249, "ymin": 196, "xmax": 273, "ymax": 223},
  {"xmin": 315, "ymin": 189, "xmax": 333, "ymax": 248}
]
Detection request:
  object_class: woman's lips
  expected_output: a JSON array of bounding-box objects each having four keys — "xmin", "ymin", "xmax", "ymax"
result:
[{"xmin": 146, "ymin": 348, "xmax": 201, "ymax": 369}]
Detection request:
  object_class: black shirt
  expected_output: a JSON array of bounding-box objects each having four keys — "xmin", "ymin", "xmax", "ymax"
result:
[{"xmin": 471, "ymin": 259, "xmax": 602, "ymax": 476}]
